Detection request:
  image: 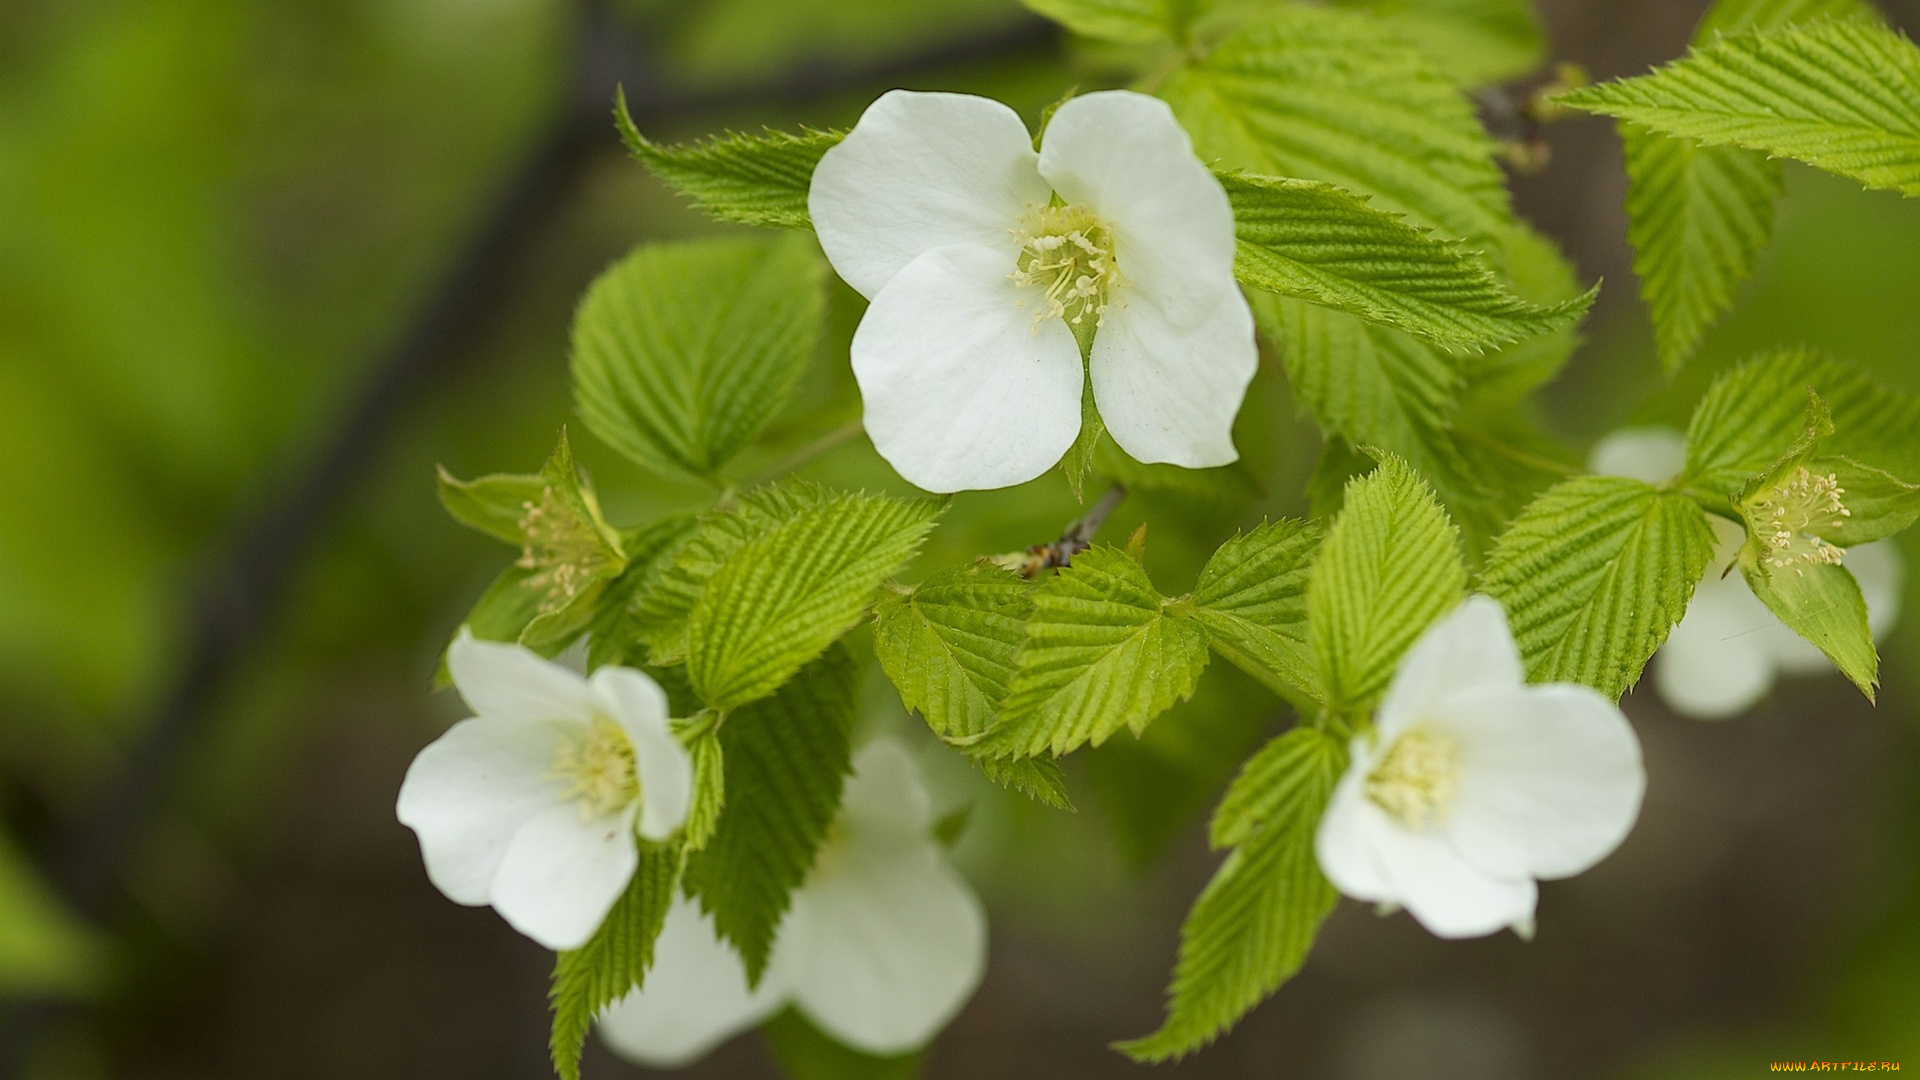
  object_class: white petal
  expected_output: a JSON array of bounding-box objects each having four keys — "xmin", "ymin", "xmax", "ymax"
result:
[
  {"xmin": 597, "ymin": 898, "xmax": 791, "ymax": 1069},
  {"xmin": 1037, "ymin": 91, "xmax": 1240, "ymax": 327},
  {"xmin": 447, "ymin": 630, "xmax": 600, "ymax": 724},
  {"xmin": 1315, "ymin": 754, "xmax": 1396, "ymax": 904},
  {"xmin": 786, "ymin": 841, "xmax": 988, "ymax": 1055},
  {"xmin": 489, "ymin": 803, "xmax": 639, "ymax": 951},
  {"xmin": 1376, "ymin": 596, "xmax": 1525, "ymax": 739},
  {"xmin": 591, "ymin": 666, "xmax": 693, "ymax": 841},
  {"xmin": 851, "ymin": 244, "xmax": 1084, "ymax": 492},
  {"xmin": 1655, "ymin": 577, "xmax": 1777, "ymax": 719},
  {"xmin": 1364, "ymin": 813, "xmax": 1538, "ymax": 939},
  {"xmin": 840, "ymin": 739, "xmax": 934, "ymax": 841},
  {"xmin": 1088, "ymin": 287, "xmax": 1255, "ymax": 468},
  {"xmin": 396, "ymin": 716, "xmax": 569, "ymax": 906},
  {"xmin": 1587, "ymin": 427, "xmax": 1687, "ymax": 484},
  {"xmin": 1434, "ymin": 684, "xmax": 1645, "ymax": 881},
  {"xmin": 809, "ymin": 90, "xmax": 1049, "ymax": 299}
]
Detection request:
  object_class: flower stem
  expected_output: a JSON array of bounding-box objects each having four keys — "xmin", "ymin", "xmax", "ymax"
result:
[{"xmin": 746, "ymin": 418, "xmax": 866, "ymax": 487}]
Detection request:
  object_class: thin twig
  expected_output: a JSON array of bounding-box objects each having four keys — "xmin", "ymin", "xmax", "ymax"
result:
[{"xmin": 1009, "ymin": 483, "xmax": 1128, "ymax": 577}]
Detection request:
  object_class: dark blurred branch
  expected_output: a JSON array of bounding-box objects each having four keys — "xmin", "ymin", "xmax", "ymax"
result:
[{"xmin": 0, "ymin": 4, "xmax": 1055, "ymax": 1076}]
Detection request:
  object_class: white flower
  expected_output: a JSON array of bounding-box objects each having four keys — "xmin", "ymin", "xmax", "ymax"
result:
[
  {"xmin": 808, "ymin": 89, "xmax": 1256, "ymax": 493},
  {"xmin": 396, "ymin": 630, "xmax": 693, "ymax": 951},
  {"xmin": 597, "ymin": 739, "xmax": 987, "ymax": 1067},
  {"xmin": 1315, "ymin": 597, "xmax": 1646, "ymax": 939},
  {"xmin": 1589, "ymin": 427, "xmax": 1906, "ymax": 720}
]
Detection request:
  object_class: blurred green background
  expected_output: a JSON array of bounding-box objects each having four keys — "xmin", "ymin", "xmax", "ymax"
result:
[{"xmin": 2, "ymin": 0, "xmax": 1919, "ymax": 1077}]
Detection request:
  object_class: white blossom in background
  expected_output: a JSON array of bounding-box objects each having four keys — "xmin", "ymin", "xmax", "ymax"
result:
[
  {"xmin": 396, "ymin": 631, "xmax": 692, "ymax": 950},
  {"xmin": 1316, "ymin": 597, "xmax": 1646, "ymax": 939},
  {"xmin": 598, "ymin": 739, "xmax": 987, "ymax": 1067},
  {"xmin": 808, "ymin": 89, "xmax": 1256, "ymax": 493},
  {"xmin": 1589, "ymin": 427, "xmax": 1906, "ymax": 719}
]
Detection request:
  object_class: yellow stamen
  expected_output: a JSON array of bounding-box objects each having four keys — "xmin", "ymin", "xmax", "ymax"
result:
[{"xmin": 1365, "ymin": 727, "xmax": 1462, "ymax": 830}]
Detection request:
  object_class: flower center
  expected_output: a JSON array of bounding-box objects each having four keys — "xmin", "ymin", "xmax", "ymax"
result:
[
  {"xmin": 550, "ymin": 716, "xmax": 640, "ymax": 819},
  {"xmin": 1010, "ymin": 203, "xmax": 1122, "ymax": 333},
  {"xmin": 516, "ymin": 487, "xmax": 617, "ymax": 613},
  {"xmin": 1365, "ymin": 727, "xmax": 1462, "ymax": 830},
  {"xmin": 1751, "ymin": 466, "xmax": 1851, "ymax": 575}
]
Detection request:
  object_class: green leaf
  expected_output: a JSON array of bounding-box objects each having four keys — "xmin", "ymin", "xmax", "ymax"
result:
[
  {"xmin": 1479, "ymin": 476, "xmax": 1718, "ymax": 697},
  {"xmin": 571, "ymin": 234, "xmax": 825, "ymax": 485},
  {"xmin": 1118, "ymin": 727, "xmax": 1346, "ymax": 1062},
  {"xmin": 1060, "ymin": 383, "xmax": 1105, "ymax": 504},
  {"xmin": 1307, "ymin": 455, "xmax": 1468, "ymax": 713},
  {"xmin": 1620, "ymin": 127, "xmax": 1783, "ymax": 374},
  {"xmin": 682, "ymin": 730, "xmax": 726, "ymax": 852},
  {"xmin": 1329, "ymin": 0, "xmax": 1546, "ymax": 86},
  {"xmin": 1021, "ymin": 0, "xmax": 1193, "ymax": 42},
  {"xmin": 972, "ymin": 753, "xmax": 1075, "ymax": 810},
  {"xmin": 1683, "ymin": 348, "xmax": 1920, "ymax": 497},
  {"xmin": 873, "ymin": 562, "xmax": 1033, "ymax": 744},
  {"xmin": 1693, "ymin": 0, "xmax": 1880, "ymax": 43},
  {"xmin": 1224, "ymin": 173, "xmax": 1590, "ymax": 353},
  {"xmin": 1558, "ymin": 20, "xmax": 1920, "ymax": 198},
  {"xmin": 617, "ymin": 93, "xmax": 843, "ymax": 229},
  {"xmin": 687, "ymin": 492, "xmax": 943, "ymax": 710},
  {"xmin": 548, "ymin": 845, "xmax": 681, "ymax": 1080},
  {"xmin": 981, "ymin": 547, "xmax": 1211, "ymax": 757},
  {"xmin": 762, "ymin": 1008, "xmax": 922, "ymax": 1080},
  {"xmin": 1744, "ymin": 560, "xmax": 1877, "ymax": 696},
  {"xmin": 683, "ymin": 648, "xmax": 856, "ymax": 982},
  {"xmin": 436, "ymin": 465, "xmax": 545, "ymax": 546},
  {"xmin": 1183, "ymin": 518, "xmax": 1324, "ymax": 707},
  {"xmin": 1163, "ymin": 6, "xmax": 1514, "ymax": 248},
  {"xmin": 635, "ymin": 482, "xmax": 832, "ymax": 665},
  {"xmin": 585, "ymin": 515, "xmax": 703, "ymax": 670}
]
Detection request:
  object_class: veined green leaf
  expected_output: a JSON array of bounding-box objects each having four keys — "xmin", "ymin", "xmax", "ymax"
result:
[
  {"xmin": 684, "ymin": 648, "xmax": 856, "ymax": 983},
  {"xmin": 1184, "ymin": 518, "xmax": 1323, "ymax": 707},
  {"xmin": 1559, "ymin": 20, "xmax": 1920, "ymax": 198},
  {"xmin": 1683, "ymin": 348, "xmax": 1920, "ymax": 497},
  {"xmin": 1615, "ymin": 0, "xmax": 1878, "ymax": 374},
  {"xmin": 982, "ymin": 547, "xmax": 1210, "ymax": 758},
  {"xmin": 1480, "ymin": 476, "xmax": 1717, "ymax": 697},
  {"xmin": 635, "ymin": 482, "xmax": 832, "ymax": 665},
  {"xmin": 974, "ymin": 752, "xmax": 1075, "ymax": 809},
  {"xmin": 1330, "ymin": 0, "xmax": 1546, "ymax": 86},
  {"xmin": 1621, "ymin": 127, "xmax": 1783, "ymax": 374},
  {"xmin": 1744, "ymin": 559, "xmax": 1876, "ymax": 696},
  {"xmin": 584, "ymin": 515, "xmax": 703, "ymax": 670},
  {"xmin": 682, "ymin": 730, "xmax": 726, "ymax": 852},
  {"xmin": 688, "ymin": 492, "xmax": 943, "ymax": 711},
  {"xmin": 1118, "ymin": 727, "xmax": 1346, "ymax": 1061},
  {"xmin": 1224, "ymin": 174, "xmax": 1590, "ymax": 353},
  {"xmin": 617, "ymin": 93, "xmax": 843, "ymax": 229},
  {"xmin": 1163, "ymin": 6, "xmax": 1513, "ymax": 247},
  {"xmin": 549, "ymin": 845, "xmax": 681, "ymax": 1080},
  {"xmin": 1021, "ymin": 0, "xmax": 1193, "ymax": 42},
  {"xmin": 436, "ymin": 466, "xmax": 545, "ymax": 546},
  {"xmin": 1308, "ymin": 455, "xmax": 1468, "ymax": 713},
  {"xmin": 873, "ymin": 562, "xmax": 1033, "ymax": 744},
  {"xmin": 571, "ymin": 234, "xmax": 825, "ymax": 485}
]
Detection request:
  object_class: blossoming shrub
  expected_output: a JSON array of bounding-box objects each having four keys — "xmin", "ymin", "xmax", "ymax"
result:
[{"xmin": 397, "ymin": 0, "xmax": 1920, "ymax": 1074}]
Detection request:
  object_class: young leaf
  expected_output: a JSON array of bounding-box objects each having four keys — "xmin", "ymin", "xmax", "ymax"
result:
[
  {"xmin": 436, "ymin": 466, "xmax": 545, "ymax": 545},
  {"xmin": 1479, "ymin": 476, "xmax": 1717, "ymax": 698},
  {"xmin": 571, "ymin": 234, "xmax": 825, "ymax": 485},
  {"xmin": 1693, "ymin": 0, "xmax": 1878, "ymax": 38},
  {"xmin": 1183, "ymin": 518, "xmax": 1324, "ymax": 707},
  {"xmin": 1020, "ymin": 0, "xmax": 1193, "ymax": 42},
  {"xmin": 1307, "ymin": 455, "xmax": 1468, "ymax": 713},
  {"xmin": 1683, "ymin": 348, "xmax": 1920, "ymax": 496},
  {"xmin": 981, "ymin": 546, "xmax": 1211, "ymax": 757},
  {"xmin": 1330, "ymin": 0, "xmax": 1546, "ymax": 86},
  {"xmin": 634, "ymin": 482, "xmax": 832, "ymax": 665},
  {"xmin": 686, "ymin": 493, "xmax": 943, "ymax": 710},
  {"xmin": 1162, "ymin": 5, "xmax": 1514, "ymax": 248},
  {"xmin": 1118, "ymin": 727, "xmax": 1346, "ymax": 1062},
  {"xmin": 584, "ymin": 515, "xmax": 703, "ymax": 670},
  {"xmin": 1223, "ymin": 173, "xmax": 1591, "ymax": 353},
  {"xmin": 873, "ymin": 562, "xmax": 1033, "ymax": 744},
  {"xmin": 1558, "ymin": 20, "xmax": 1920, "ymax": 198},
  {"xmin": 617, "ymin": 94, "xmax": 843, "ymax": 229},
  {"xmin": 548, "ymin": 845, "xmax": 681, "ymax": 1080},
  {"xmin": 1620, "ymin": 127, "xmax": 1783, "ymax": 374},
  {"xmin": 681, "ymin": 730, "xmax": 726, "ymax": 852},
  {"xmin": 1743, "ymin": 560, "xmax": 1877, "ymax": 696},
  {"xmin": 683, "ymin": 647, "xmax": 856, "ymax": 984}
]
